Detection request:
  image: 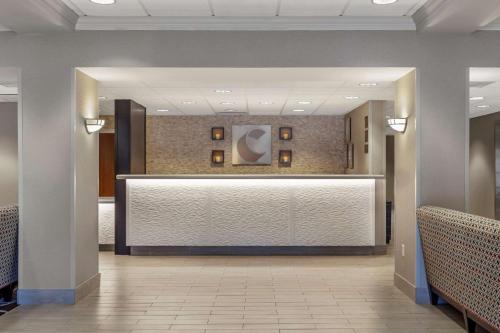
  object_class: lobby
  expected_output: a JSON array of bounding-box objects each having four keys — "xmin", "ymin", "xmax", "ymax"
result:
[{"xmin": 0, "ymin": 1, "xmax": 499, "ymax": 333}]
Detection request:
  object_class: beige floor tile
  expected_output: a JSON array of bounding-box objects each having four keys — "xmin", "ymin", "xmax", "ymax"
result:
[{"xmin": 0, "ymin": 252, "xmax": 468, "ymax": 333}]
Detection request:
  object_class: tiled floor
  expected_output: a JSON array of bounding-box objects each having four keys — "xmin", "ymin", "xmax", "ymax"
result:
[{"xmin": 0, "ymin": 251, "xmax": 473, "ymax": 333}]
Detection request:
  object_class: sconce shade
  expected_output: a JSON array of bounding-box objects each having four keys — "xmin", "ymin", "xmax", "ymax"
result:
[
  {"xmin": 279, "ymin": 150, "xmax": 292, "ymax": 167},
  {"xmin": 279, "ymin": 127, "xmax": 293, "ymax": 140},
  {"xmin": 387, "ymin": 118, "xmax": 407, "ymax": 133},
  {"xmin": 211, "ymin": 150, "xmax": 225, "ymax": 166},
  {"xmin": 85, "ymin": 119, "xmax": 105, "ymax": 134},
  {"xmin": 212, "ymin": 127, "xmax": 224, "ymax": 140}
]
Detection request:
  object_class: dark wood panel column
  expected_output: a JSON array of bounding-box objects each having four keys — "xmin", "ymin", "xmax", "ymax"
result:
[{"xmin": 114, "ymin": 100, "xmax": 146, "ymax": 255}]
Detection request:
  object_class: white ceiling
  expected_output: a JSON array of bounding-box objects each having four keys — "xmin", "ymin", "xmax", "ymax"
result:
[
  {"xmin": 0, "ymin": 68, "xmax": 18, "ymax": 103},
  {"xmin": 63, "ymin": 0, "xmax": 427, "ymax": 17},
  {"xmin": 79, "ymin": 67, "xmax": 413, "ymax": 116},
  {"xmin": 470, "ymin": 68, "xmax": 500, "ymax": 118}
]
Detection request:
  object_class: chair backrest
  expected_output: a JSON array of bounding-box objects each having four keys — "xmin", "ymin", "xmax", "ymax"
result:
[
  {"xmin": 417, "ymin": 206, "xmax": 500, "ymax": 331},
  {"xmin": 0, "ymin": 205, "xmax": 18, "ymax": 289}
]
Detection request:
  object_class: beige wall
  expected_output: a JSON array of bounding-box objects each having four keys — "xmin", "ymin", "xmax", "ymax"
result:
[
  {"xmin": 346, "ymin": 103, "xmax": 369, "ymax": 174},
  {"xmin": 74, "ymin": 70, "xmax": 99, "ymax": 292},
  {"xmin": 147, "ymin": 115, "xmax": 346, "ymax": 174},
  {"xmin": 345, "ymin": 101, "xmax": 386, "ymax": 175},
  {"xmin": 370, "ymin": 101, "xmax": 386, "ymax": 175},
  {"xmin": 469, "ymin": 112, "xmax": 500, "ymax": 219},
  {"xmin": 393, "ymin": 70, "xmax": 417, "ymax": 300},
  {"xmin": 102, "ymin": 115, "xmax": 346, "ymax": 174},
  {"xmin": 0, "ymin": 102, "xmax": 17, "ymax": 207}
]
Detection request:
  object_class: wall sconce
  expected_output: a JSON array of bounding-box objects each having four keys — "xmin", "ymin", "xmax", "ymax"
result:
[
  {"xmin": 279, "ymin": 127, "xmax": 293, "ymax": 140},
  {"xmin": 212, "ymin": 127, "xmax": 224, "ymax": 140},
  {"xmin": 387, "ymin": 118, "xmax": 407, "ymax": 133},
  {"xmin": 279, "ymin": 150, "xmax": 292, "ymax": 167},
  {"xmin": 211, "ymin": 150, "xmax": 224, "ymax": 166},
  {"xmin": 85, "ymin": 119, "xmax": 105, "ymax": 134}
]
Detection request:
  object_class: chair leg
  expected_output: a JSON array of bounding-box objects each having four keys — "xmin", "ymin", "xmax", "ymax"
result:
[
  {"xmin": 430, "ymin": 290, "xmax": 439, "ymax": 305},
  {"xmin": 464, "ymin": 312, "xmax": 476, "ymax": 333},
  {"xmin": 0, "ymin": 284, "xmax": 15, "ymax": 302}
]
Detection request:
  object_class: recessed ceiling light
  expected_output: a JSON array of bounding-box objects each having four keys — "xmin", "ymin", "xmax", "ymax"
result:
[
  {"xmin": 214, "ymin": 89, "xmax": 232, "ymax": 94},
  {"xmin": 359, "ymin": 83, "xmax": 378, "ymax": 87},
  {"xmin": 292, "ymin": 109, "xmax": 306, "ymax": 112},
  {"xmin": 223, "ymin": 109, "xmax": 237, "ymax": 112},
  {"xmin": 344, "ymin": 96, "xmax": 360, "ymax": 100},
  {"xmin": 220, "ymin": 101, "xmax": 235, "ymax": 105},
  {"xmin": 297, "ymin": 101, "xmax": 312, "ymax": 105},
  {"xmin": 477, "ymin": 105, "xmax": 490, "ymax": 108},
  {"xmin": 182, "ymin": 101, "xmax": 196, "ymax": 105},
  {"xmin": 470, "ymin": 96, "xmax": 484, "ymax": 101},
  {"xmin": 372, "ymin": 0, "xmax": 398, "ymax": 4},
  {"xmin": 90, "ymin": 0, "xmax": 116, "ymax": 4},
  {"xmin": 157, "ymin": 109, "xmax": 169, "ymax": 112},
  {"xmin": 259, "ymin": 101, "xmax": 274, "ymax": 105}
]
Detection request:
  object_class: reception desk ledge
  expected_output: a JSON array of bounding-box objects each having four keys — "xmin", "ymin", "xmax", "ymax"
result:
[{"xmin": 115, "ymin": 175, "xmax": 386, "ymax": 256}]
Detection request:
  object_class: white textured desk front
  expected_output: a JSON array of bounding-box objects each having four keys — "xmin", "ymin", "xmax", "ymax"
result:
[{"xmin": 125, "ymin": 177, "xmax": 376, "ymax": 247}]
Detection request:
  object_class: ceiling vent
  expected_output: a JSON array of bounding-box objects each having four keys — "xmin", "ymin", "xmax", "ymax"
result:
[
  {"xmin": 0, "ymin": 82, "xmax": 17, "ymax": 88},
  {"xmin": 470, "ymin": 81, "xmax": 495, "ymax": 88},
  {"xmin": 215, "ymin": 111, "xmax": 248, "ymax": 116}
]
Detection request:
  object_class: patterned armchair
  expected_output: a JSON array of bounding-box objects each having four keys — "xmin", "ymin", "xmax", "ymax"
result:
[
  {"xmin": 417, "ymin": 206, "xmax": 500, "ymax": 333},
  {"xmin": 0, "ymin": 206, "xmax": 18, "ymax": 300}
]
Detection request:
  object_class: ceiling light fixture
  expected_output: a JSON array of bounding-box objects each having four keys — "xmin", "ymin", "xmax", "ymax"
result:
[
  {"xmin": 372, "ymin": 0, "xmax": 398, "ymax": 4},
  {"xmin": 477, "ymin": 105, "xmax": 491, "ymax": 108},
  {"xmin": 359, "ymin": 83, "xmax": 378, "ymax": 87},
  {"xmin": 470, "ymin": 96, "xmax": 484, "ymax": 101},
  {"xmin": 220, "ymin": 101, "xmax": 235, "ymax": 105},
  {"xmin": 182, "ymin": 101, "xmax": 196, "ymax": 105},
  {"xmin": 297, "ymin": 101, "xmax": 312, "ymax": 105},
  {"xmin": 344, "ymin": 96, "xmax": 360, "ymax": 100},
  {"xmin": 223, "ymin": 109, "xmax": 237, "ymax": 112},
  {"xmin": 292, "ymin": 109, "xmax": 306, "ymax": 112},
  {"xmin": 387, "ymin": 118, "xmax": 407, "ymax": 133},
  {"xmin": 85, "ymin": 119, "xmax": 105, "ymax": 134},
  {"xmin": 259, "ymin": 101, "xmax": 274, "ymax": 105},
  {"xmin": 90, "ymin": 0, "xmax": 116, "ymax": 4},
  {"xmin": 157, "ymin": 109, "xmax": 169, "ymax": 112},
  {"xmin": 214, "ymin": 89, "xmax": 232, "ymax": 94}
]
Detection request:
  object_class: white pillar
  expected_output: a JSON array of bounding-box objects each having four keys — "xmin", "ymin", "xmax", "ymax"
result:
[{"xmin": 17, "ymin": 66, "xmax": 99, "ymax": 304}]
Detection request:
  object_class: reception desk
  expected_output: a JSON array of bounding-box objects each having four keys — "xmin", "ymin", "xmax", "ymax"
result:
[{"xmin": 115, "ymin": 175, "xmax": 386, "ymax": 255}]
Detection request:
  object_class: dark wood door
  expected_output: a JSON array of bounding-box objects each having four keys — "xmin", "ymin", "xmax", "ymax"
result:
[{"xmin": 99, "ymin": 133, "xmax": 115, "ymax": 197}]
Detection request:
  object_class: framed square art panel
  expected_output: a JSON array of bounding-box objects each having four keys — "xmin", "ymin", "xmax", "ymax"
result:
[{"xmin": 232, "ymin": 125, "xmax": 272, "ymax": 165}]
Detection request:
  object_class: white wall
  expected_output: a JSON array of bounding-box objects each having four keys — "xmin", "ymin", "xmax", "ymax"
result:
[
  {"xmin": 0, "ymin": 30, "xmax": 485, "ymax": 303},
  {"xmin": 0, "ymin": 102, "xmax": 17, "ymax": 207},
  {"xmin": 394, "ymin": 71, "xmax": 418, "ymax": 300},
  {"xmin": 74, "ymin": 70, "xmax": 99, "ymax": 291},
  {"xmin": 469, "ymin": 112, "xmax": 500, "ymax": 219}
]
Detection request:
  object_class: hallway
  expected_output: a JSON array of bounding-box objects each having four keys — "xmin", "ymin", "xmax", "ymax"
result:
[{"xmin": 0, "ymin": 252, "xmax": 468, "ymax": 333}]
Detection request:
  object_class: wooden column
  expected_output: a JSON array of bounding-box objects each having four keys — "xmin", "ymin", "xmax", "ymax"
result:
[{"xmin": 114, "ymin": 100, "xmax": 146, "ymax": 255}]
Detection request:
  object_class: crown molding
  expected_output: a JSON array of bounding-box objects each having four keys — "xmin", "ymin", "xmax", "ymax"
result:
[
  {"xmin": 0, "ymin": 0, "xmax": 78, "ymax": 32},
  {"xmin": 76, "ymin": 16, "xmax": 416, "ymax": 31},
  {"xmin": 413, "ymin": 0, "xmax": 500, "ymax": 33},
  {"xmin": 412, "ymin": 0, "xmax": 451, "ymax": 31},
  {"xmin": 30, "ymin": 0, "xmax": 79, "ymax": 30},
  {"xmin": 480, "ymin": 18, "xmax": 500, "ymax": 30}
]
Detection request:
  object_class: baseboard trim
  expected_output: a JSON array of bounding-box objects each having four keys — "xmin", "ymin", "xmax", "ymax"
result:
[
  {"xmin": 374, "ymin": 245, "xmax": 387, "ymax": 255},
  {"xmin": 75, "ymin": 273, "xmax": 100, "ymax": 303},
  {"xmin": 99, "ymin": 244, "xmax": 114, "ymax": 252},
  {"xmin": 394, "ymin": 272, "xmax": 416, "ymax": 301},
  {"xmin": 17, "ymin": 289, "xmax": 76, "ymax": 305},
  {"xmin": 18, "ymin": 273, "xmax": 100, "ymax": 305},
  {"xmin": 130, "ymin": 246, "xmax": 379, "ymax": 256}
]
